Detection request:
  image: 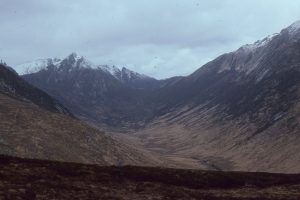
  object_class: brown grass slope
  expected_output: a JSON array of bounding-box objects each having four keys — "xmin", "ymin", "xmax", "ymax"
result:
[
  {"xmin": 133, "ymin": 103, "xmax": 300, "ymax": 173},
  {"xmin": 0, "ymin": 93, "xmax": 163, "ymax": 166}
]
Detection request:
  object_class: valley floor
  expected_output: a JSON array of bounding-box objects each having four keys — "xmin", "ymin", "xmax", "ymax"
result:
[{"xmin": 0, "ymin": 155, "xmax": 299, "ymax": 200}]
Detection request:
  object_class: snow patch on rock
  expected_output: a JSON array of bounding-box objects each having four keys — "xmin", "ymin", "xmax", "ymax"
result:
[
  {"xmin": 15, "ymin": 58, "xmax": 61, "ymax": 75},
  {"xmin": 241, "ymin": 33, "xmax": 278, "ymax": 52},
  {"xmin": 98, "ymin": 65, "xmax": 121, "ymax": 78}
]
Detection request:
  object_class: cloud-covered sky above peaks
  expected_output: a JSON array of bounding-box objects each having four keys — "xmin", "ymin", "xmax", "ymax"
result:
[{"xmin": 1, "ymin": 0, "xmax": 300, "ymax": 78}]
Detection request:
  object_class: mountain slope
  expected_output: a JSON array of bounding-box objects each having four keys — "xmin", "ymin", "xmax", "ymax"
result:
[
  {"xmin": 21, "ymin": 53, "xmax": 160, "ymax": 128},
  {"xmin": 0, "ymin": 64, "xmax": 71, "ymax": 115},
  {"xmin": 150, "ymin": 21, "xmax": 300, "ymax": 132},
  {"xmin": 0, "ymin": 64, "xmax": 163, "ymax": 166},
  {"xmin": 132, "ymin": 21, "xmax": 300, "ymax": 173}
]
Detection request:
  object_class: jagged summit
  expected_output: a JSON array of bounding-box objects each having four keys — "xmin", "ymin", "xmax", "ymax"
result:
[
  {"xmin": 14, "ymin": 53, "xmax": 150, "ymax": 82},
  {"xmin": 98, "ymin": 64, "xmax": 120, "ymax": 77},
  {"xmin": 58, "ymin": 53, "xmax": 93, "ymax": 72},
  {"xmin": 68, "ymin": 52, "xmax": 79, "ymax": 59},
  {"xmin": 14, "ymin": 53, "xmax": 96, "ymax": 75},
  {"xmin": 63, "ymin": 52, "xmax": 83, "ymax": 65},
  {"xmin": 118, "ymin": 67, "xmax": 152, "ymax": 82},
  {"xmin": 97, "ymin": 65, "xmax": 150, "ymax": 81}
]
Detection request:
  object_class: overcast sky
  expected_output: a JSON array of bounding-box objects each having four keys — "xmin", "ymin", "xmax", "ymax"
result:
[{"xmin": 1, "ymin": 0, "xmax": 300, "ymax": 79}]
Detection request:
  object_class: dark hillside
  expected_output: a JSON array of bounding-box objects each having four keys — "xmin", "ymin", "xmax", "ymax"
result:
[{"xmin": 0, "ymin": 155, "xmax": 299, "ymax": 200}]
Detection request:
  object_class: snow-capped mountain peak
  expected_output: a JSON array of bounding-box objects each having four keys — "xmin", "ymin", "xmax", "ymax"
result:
[
  {"xmin": 14, "ymin": 53, "xmax": 95, "ymax": 75},
  {"xmin": 59, "ymin": 53, "xmax": 93, "ymax": 70},
  {"xmin": 14, "ymin": 53, "xmax": 151, "ymax": 82}
]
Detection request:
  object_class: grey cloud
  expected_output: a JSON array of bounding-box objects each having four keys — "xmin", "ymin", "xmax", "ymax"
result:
[{"xmin": 1, "ymin": 0, "xmax": 300, "ymax": 78}]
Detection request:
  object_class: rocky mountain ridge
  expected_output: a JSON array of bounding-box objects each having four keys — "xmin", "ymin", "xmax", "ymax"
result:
[{"xmin": 16, "ymin": 53, "xmax": 152, "ymax": 84}]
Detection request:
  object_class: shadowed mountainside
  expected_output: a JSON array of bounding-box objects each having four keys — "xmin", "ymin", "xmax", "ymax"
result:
[
  {"xmin": 21, "ymin": 54, "xmax": 162, "ymax": 128},
  {"xmin": 0, "ymin": 64, "xmax": 71, "ymax": 115}
]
